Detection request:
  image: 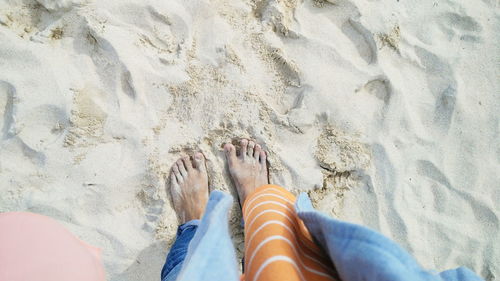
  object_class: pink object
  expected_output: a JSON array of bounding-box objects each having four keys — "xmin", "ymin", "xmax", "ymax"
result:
[{"xmin": 0, "ymin": 212, "xmax": 106, "ymax": 281}]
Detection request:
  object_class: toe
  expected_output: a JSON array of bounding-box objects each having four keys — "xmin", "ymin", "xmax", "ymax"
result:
[
  {"xmin": 193, "ymin": 152, "xmax": 207, "ymax": 172},
  {"xmin": 248, "ymin": 140, "xmax": 255, "ymax": 157},
  {"xmin": 224, "ymin": 143, "xmax": 237, "ymax": 163},
  {"xmin": 182, "ymin": 156, "xmax": 193, "ymax": 171},
  {"xmin": 177, "ymin": 159, "xmax": 188, "ymax": 177},
  {"xmin": 259, "ymin": 150, "xmax": 267, "ymax": 165},
  {"xmin": 170, "ymin": 169, "xmax": 178, "ymax": 185},
  {"xmin": 172, "ymin": 164, "xmax": 183, "ymax": 183},
  {"xmin": 240, "ymin": 139, "xmax": 248, "ymax": 158},
  {"xmin": 254, "ymin": 144, "xmax": 261, "ymax": 159}
]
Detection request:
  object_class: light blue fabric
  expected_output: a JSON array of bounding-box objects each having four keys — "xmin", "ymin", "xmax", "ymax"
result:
[
  {"xmin": 175, "ymin": 191, "xmax": 240, "ymax": 281},
  {"xmin": 173, "ymin": 190, "xmax": 483, "ymax": 281}
]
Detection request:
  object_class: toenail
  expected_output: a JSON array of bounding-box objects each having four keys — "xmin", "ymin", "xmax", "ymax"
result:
[{"xmin": 195, "ymin": 153, "xmax": 203, "ymax": 159}]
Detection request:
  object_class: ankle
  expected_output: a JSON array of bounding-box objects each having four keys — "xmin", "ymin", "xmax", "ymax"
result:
[{"xmin": 239, "ymin": 185, "xmax": 258, "ymax": 205}]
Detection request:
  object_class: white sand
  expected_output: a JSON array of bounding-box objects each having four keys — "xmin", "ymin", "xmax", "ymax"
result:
[{"xmin": 0, "ymin": 0, "xmax": 498, "ymax": 280}]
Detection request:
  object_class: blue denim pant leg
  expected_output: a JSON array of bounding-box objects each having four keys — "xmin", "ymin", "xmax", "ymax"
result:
[{"xmin": 160, "ymin": 220, "xmax": 200, "ymax": 281}]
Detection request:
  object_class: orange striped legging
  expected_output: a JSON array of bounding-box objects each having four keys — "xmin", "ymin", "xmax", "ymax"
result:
[{"xmin": 241, "ymin": 185, "xmax": 338, "ymax": 281}]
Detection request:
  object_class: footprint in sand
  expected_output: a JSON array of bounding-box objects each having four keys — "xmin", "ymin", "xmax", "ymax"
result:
[
  {"xmin": 64, "ymin": 86, "xmax": 109, "ymax": 149},
  {"xmin": 416, "ymin": 160, "xmax": 499, "ymax": 233},
  {"xmin": 416, "ymin": 11, "xmax": 483, "ymax": 45},
  {"xmin": 0, "ymin": 82, "xmax": 68, "ymax": 152},
  {"xmin": 75, "ymin": 26, "xmax": 138, "ymax": 100},
  {"xmin": 0, "ymin": 0, "xmax": 47, "ymax": 38},
  {"xmin": 357, "ymin": 77, "xmax": 392, "ymax": 104},
  {"xmin": 0, "ymin": 81, "xmax": 15, "ymax": 139},
  {"xmin": 341, "ymin": 19, "xmax": 378, "ymax": 65},
  {"xmin": 315, "ymin": 125, "xmax": 371, "ymax": 174},
  {"xmin": 437, "ymin": 12, "xmax": 483, "ymax": 43},
  {"xmin": 414, "ymin": 47, "xmax": 457, "ymax": 133},
  {"xmin": 269, "ymin": 47, "xmax": 301, "ymax": 88},
  {"xmin": 0, "ymin": 0, "xmax": 81, "ymax": 40},
  {"xmin": 253, "ymin": 0, "xmax": 300, "ymax": 38},
  {"xmin": 0, "ymin": 83, "xmax": 47, "ymax": 166},
  {"xmin": 16, "ymin": 104, "xmax": 69, "ymax": 151}
]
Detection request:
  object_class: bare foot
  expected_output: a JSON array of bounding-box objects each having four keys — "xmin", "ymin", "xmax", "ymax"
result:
[
  {"xmin": 224, "ymin": 139, "xmax": 269, "ymax": 205},
  {"xmin": 169, "ymin": 153, "xmax": 209, "ymax": 224}
]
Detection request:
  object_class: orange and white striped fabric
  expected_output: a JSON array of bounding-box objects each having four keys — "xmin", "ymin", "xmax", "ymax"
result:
[{"xmin": 241, "ymin": 185, "xmax": 338, "ymax": 281}]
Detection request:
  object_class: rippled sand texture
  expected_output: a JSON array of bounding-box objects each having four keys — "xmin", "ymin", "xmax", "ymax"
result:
[{"xmin": 0, "ymin": 0, "xmax": 498, "ymax": 280}]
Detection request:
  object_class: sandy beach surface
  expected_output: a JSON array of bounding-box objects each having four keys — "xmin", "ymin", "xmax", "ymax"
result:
[{"xmin": 0, "ymin": 0, "xmax": 498, "ymax": 280}]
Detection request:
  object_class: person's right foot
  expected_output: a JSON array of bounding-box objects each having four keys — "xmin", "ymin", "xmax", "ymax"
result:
[
  {"xmin": 224, "ymin": 139, "xmax": 269, "ymax": 205},
  {"xmin": 169, "ymin": 153, "xmax": 209, "ymax": 224}
]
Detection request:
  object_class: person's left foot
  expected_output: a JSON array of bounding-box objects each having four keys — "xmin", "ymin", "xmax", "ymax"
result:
[{"xmin": 169, "ymin": 153, "xmax": 209, "ymax": 224}]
